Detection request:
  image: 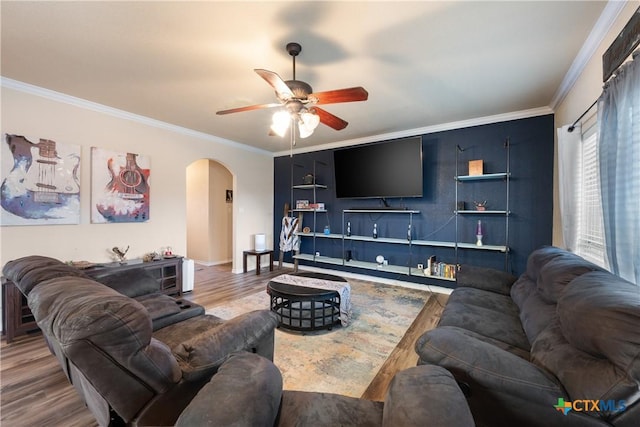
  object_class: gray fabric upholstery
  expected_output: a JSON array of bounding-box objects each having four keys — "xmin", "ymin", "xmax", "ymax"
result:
[
  {"xmin": 3, "ymin": 255, "xmax": 207, "ymax": 331},
  {"xmin": 135, "ymin": 293, "xmax": 206, "ymax": 330},
  {"xmin": 178, "ymin": 352, "xmax": 474, "ymax": 427},
  {"xmin": 176, "ymin": 352, "xmax": 283, "ymax": 427},
  {"xmin": 415, "ymin": 246, "xmax": 640, "ymax": 427},
  {"xmin": 28, "ymin": 277, "xmax": 182, "ymax": 421},
  {"xmin": 383, "ymin": 364, "xmax": 474, "ymax": 427},
  {"xmin": 437, "ymin": 285, "xmax": 530, "ymax": 351},
  {"xmin": 455, "ymin": 263, "xmax": 517, "ymax": 295},
  {"xmin": 3, "ymin": 255, "xmax": 88, "ymax": 295},
  {"xmin": 532, "ymin": 271, "xmax": 640, "ymax": 409},
  {"xmin": 278, "ymin": 391, "xmax": 384, "ymax": 427},
  {"xmin": 2, "ymin": 255, "xmax": 279, "ymax": 426}
]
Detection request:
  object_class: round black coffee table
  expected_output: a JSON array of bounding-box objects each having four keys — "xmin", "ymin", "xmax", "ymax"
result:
[{"xmin": 266, "ymin": 272, "xmax": 347, "ymax": 332}]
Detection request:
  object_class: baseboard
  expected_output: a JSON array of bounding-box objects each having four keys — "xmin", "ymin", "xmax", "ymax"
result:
[{"xmin": 193, "ymin": 259, "xmax": 232, "ymax": 267}]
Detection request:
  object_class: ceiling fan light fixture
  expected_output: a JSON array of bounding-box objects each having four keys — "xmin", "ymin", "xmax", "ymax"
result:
[
  {"xmin": 301, "ymin": 110, "xmax": 320, "ymax": 130},
  {"xmin": 271, "ymin": 110, "xmax": 290, "ymax": 137},
  {"xmin": 298, "ymin": 110, "xmax": 320, "ymax": 138},
  {"xmin": 298, "ymin": 121, "xmax": 314, "ymax": 139}
]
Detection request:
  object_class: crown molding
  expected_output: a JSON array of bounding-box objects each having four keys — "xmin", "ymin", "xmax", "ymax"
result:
[
  {"xmin": 275, "ymin": 106, "xmax": 553, "ymax": 157},
  {"xmin": 1, "ymin": 77, "xmax": 272, "ymax": 156}
]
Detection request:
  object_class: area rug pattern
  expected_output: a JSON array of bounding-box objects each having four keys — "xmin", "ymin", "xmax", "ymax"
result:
[{"xmin": 207, "ymin": 278, "xmax": 431, "ymax": 397}]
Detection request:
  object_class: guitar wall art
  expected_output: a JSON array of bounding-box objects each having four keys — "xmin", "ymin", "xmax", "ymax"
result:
[
  {"xmin": 1, "ymin": 134, "xmax": 81, "ymax": 225},
  {"xmin": 91, "ymin": 147, "xmax": 150, "ymax": 223}
]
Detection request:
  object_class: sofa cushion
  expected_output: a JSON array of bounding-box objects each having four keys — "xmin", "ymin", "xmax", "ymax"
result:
[
  {"xmin": 531, "ymin": 321, "xmax": 635, "ymax": 413},
  {"xmin": 438, "ymin": 293, "xmax": 529, "ymax": 351},
  {"xmin": 132, "ymin": 293, "xmax": 204, "ymax": 330},
  {"xmin": 165, "ymin": 310, "xmax": 279, "ymax": 381},
  {"xmin": 176, "ymin": 352, "xmax": 283, "ymax": 427},
  {"xmin": 561, "ymin": 272, "xmax": 640, "ymax": 405},
  {"xmin": 3, "ymin": 255, "xmax": 88, "ymax": 296},
  {"xmin": 28, "ymin": 276, "xmax": 182, "ymax": 422},
  {"xmin": 416, "ymin": 326, "xmax": 562, "ymax": 400},
  {"xmin": 530, "ymin": 271, "xmax": 640, "ymax": 420},
  {"xmin": 93, "ymin": 268, "xmax": 160, "ymax": 298},
  {"xmin": 522, "ymin": 246, "xmax": 569, "ymax": 282},
  {"xmin": 279, "ymin": 390, "xmax": 383, "ymax": 427},
  {"xmin": 510, "ymin": 274, "xmax": 537, "ymax": 308},
  {"xmin": 558, "ymin": 272, "xmax": 639, "ymax": 367},
  {"xmin": 536, "ymin": 254, "xmax": 601, "ymax": 304},
  {"xmin": 511, "ymin": 274, "xmax": 558, "ymax": 345},
  {"xmin": 455, "ymin": 264, "xmax": 517, "ymax": 295},
  {"xmin": 383, "ymin": 364, "xmax": 474, "ymax": 427},
  {"xmin": 447, "ymin": 286, "xmax": 520, "ymax": 317}
]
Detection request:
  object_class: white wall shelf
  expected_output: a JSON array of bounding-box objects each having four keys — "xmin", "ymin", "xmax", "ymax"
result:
[
  {"xmin": 455, "ymin": 139, "xmax": 511, "ymax": 269},
  {"xmin": 292, "ymin": 141, "xmax": 512, "ymax": 281},
  {"xmin": 455, "ymin": 172, "xmax": 510, "ymax": 181},
  {"xmin": 292, "ymin": 184, "xmax": 328, "ymax": 190},
  {"xmin": 455, "ymin": 210, "xmax": 509, "ymax": 215}
]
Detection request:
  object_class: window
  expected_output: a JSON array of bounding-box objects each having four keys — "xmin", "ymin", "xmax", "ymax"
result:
[{"xmin": 574, "ymin": 130, "xmax": 608, "ymax": 268}]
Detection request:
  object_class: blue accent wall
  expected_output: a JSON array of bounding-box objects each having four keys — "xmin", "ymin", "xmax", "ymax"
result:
[{"xmin": 273, "ymin": 114, "xmax": 554, "ymax": 287}]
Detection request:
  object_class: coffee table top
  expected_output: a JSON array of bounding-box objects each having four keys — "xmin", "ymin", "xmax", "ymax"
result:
[{"xmin": 267, "ymin": 272, "xmax": 347, "ymax": 297}]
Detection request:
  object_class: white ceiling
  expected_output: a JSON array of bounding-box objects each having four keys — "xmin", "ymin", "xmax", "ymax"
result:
[{"xmin": 1, "ymin": 1, "xmax": 611, "ymax": 154}]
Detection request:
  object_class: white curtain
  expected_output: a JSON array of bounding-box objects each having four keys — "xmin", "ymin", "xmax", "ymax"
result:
[
  {"xmin": 597, "ymin": 51, "xmax": 640, "ymax": 285},
  {"xmin": 557, "ymin": 123, "xmax": 582, "ymax": 251}
]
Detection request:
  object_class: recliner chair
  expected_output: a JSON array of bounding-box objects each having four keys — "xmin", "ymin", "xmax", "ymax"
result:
[{"xmin": 3, "ymin": 255, "xmax": 278, "ymax": 426}]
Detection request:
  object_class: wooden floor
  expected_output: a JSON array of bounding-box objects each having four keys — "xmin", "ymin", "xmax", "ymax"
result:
[{"xmin": 0, "ymin": 263, "xmax": 446, "ymax": 425}]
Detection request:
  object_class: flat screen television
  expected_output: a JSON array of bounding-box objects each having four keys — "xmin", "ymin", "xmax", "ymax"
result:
[{"xmin": 333, "ymin": 136, "xmax": 423, "ymax": 200}]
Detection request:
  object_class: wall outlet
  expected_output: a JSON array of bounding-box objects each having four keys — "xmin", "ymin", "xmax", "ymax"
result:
[{"xmin": 417, "ymin": 263, "xmax": 424, "ymax": 270}]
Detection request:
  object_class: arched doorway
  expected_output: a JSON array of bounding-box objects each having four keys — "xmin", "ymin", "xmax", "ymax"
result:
[{"xmin": 186, "ymin": 159, "xmax": 233, "ymax": 268}]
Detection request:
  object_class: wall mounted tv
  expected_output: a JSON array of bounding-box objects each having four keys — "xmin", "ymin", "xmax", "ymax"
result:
[{"xmin": 333, "ymin": 136, "xmax": 423, "ymax": 200}]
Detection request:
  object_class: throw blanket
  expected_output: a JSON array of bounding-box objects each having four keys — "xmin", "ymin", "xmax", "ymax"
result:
[
  {"xmin": 269, "ymin": 274, "xmax": 352, "ymax": 326},
  {"xmin": 279, "ymin": 217, "xmax": 300, "ymax": 252}
]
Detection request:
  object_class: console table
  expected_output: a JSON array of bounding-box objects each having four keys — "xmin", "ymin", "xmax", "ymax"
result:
[{"xmin": 2, "ymin": 256, "xmax": 183, "ymax": 343}]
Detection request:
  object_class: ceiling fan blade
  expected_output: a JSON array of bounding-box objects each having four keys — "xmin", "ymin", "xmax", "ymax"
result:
[
  {"xmin": 216, "ymin": 103, "xmax": 281, "ymax": 115},
  {"xmin": 254, "ymin": 69, "xmax": 294, "ymax": 100},
  {"xmin": 314, "ymin": 107, "xmax": 348, "ymax": 130},
  {"xmin": 310, "ymin": 87, "xmax": 368, "ymax": 105}
]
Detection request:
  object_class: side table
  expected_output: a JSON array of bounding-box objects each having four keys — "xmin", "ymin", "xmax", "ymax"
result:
[{"xmin": 243, "ymin": 249, "xmax": 274, "ymax": 275}]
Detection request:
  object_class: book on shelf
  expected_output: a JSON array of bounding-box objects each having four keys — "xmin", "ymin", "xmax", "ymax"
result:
[{"xmin": 424, "ymin": 255, "xmax": 458, "ymax": 279}]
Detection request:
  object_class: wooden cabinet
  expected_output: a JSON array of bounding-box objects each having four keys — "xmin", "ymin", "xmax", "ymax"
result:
[
  {"xmin": 2, "ymin": 279, "xmax": 38, "ymax": 343},
  {"xmin": 86, "ymin": 257, "xmax": 183, "ymax": 297},
  {"xmin": 2, "ymin": 257, "xmax": 183, "ymax": 343}
]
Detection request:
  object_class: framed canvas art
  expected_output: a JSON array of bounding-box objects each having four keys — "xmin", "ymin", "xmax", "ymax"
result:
[
  {"xmin": 1, "ymin": 134, "xmax": 81, "ymax": 225},
  {"xmin": 91, "ymin": 147, "xmax": 150, "ymax": 223}
]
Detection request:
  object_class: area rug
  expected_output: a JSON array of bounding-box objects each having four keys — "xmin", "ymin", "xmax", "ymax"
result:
[{"xmin": 207, "ymin": 278, "xmax": 431, "ymax": 398}]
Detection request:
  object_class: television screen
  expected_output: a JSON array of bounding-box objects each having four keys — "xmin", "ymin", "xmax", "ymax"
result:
[{"xmin": 333, "ymin": 136, "xmax": 423, "ymax": 199}]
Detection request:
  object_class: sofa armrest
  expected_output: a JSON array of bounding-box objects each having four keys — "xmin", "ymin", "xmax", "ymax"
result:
[
  {"xmin": 456, "ymin": 264, "xmax": 517, "ymax": 295},
  {"xmin": 383, "ymin": 364, "xmax": 474, "ymax": 427},
  {"xmin": 416, "ymin": 326, "xmax": 562, "ymax": 403},
  {"xmin": 176, "ymin": 352, "xmax": 282, "ymax": 427},
  {"xmin": 172, "ymin": 310, "xmax": 278, "ymax": 381}
]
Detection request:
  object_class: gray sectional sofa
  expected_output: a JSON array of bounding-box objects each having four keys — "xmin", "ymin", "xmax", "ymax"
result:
[
  {"xmin": 2, "ymin": 255, "xmax": 279, "ymax": 426},
  {"xmin": 175, "ymin": 351, "xmax": 475, "ymax": 427},
  {"xmin": 4, "ymin": 255, "xmax": 476, "ymax": 426},
  {"xmin": 415, "ymin": 246, "xmax": 640, "ymax": 427}
]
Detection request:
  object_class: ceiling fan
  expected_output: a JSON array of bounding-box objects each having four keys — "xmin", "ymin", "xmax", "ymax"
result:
[{"xmin": 216, "ymin": 42, "xmax": 368, "ymax": 139}]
